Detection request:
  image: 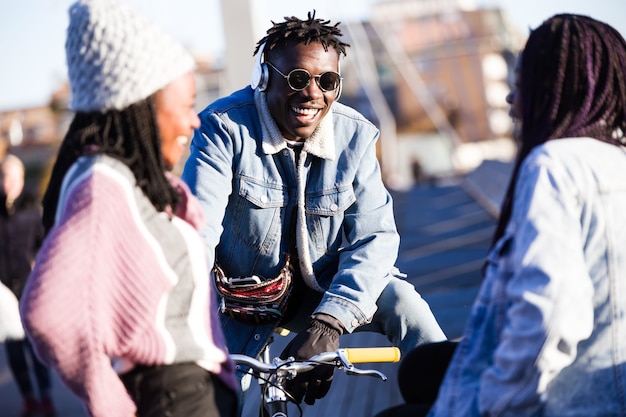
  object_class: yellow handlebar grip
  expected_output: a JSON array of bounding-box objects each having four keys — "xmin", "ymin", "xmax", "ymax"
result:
[{"xmin": 344, "ymin": 347, "xmax": 401, "ymax": 363}]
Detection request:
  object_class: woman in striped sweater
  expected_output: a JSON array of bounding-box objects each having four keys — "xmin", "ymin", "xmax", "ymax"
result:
[{"xmin": 19, "ymin": 1, "xmax": 238, "ymax": 417}]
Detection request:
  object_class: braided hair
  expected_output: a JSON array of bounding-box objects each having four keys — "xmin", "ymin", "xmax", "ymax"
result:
[
  {"xmin": 492, "ymin": 13, "xmax": 626, "ymax": 246},
  {"xmin": 42, "ymin": 97, "xmax": 179, "ymax": 234},
  {"xmin": 253, "ymin": 10, "xmax": 350, "ymax": 58}
]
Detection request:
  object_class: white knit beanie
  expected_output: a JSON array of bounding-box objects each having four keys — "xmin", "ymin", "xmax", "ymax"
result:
[{"xmin": 65, "ymin": 0, "xmax": 195, "ymax": 112}]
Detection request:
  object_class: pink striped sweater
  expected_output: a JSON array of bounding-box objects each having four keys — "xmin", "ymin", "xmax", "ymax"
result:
[{"xmin": 20, "ymin": 155, "xmax": 237, "ymax": 417}]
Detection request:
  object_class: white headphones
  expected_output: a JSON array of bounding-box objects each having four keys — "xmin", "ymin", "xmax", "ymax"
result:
[
  {"xmin": 250, "ymin": 43, "xmax": 269, "ymax": 91},
  {"xmin": 334, "ymin": 61, "xmax": 343, "ymax": 100},
  {"xmin": 250, "ymin": 42, "xmax": 343, "ymax": 100}
]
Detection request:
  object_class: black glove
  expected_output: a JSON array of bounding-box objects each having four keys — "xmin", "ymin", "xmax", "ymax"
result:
[{"xmin": 279, "ymin": 314, "xmax": 344, "ymax": 405}]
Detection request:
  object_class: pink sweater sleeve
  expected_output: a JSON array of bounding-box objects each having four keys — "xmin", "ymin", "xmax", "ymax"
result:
[
  {"xmin": 166, "ymin": 171, "xmax": 205, "ymax": 229},
  {"xmin": 21, "ymin": 169, "xmax": 172, "ymax": 417}
]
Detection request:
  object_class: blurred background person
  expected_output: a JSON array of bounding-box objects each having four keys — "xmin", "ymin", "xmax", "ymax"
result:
[{"xmin": 0, "ymin": 154, "xmax": 54, "ymax": 417}]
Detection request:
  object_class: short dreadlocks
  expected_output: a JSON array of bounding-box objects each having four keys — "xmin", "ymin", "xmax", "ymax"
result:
[
  {"xmin": 491, "ymin": 13, "xmax": 626, "ymax": 247},
  {"xmin": 253, "ymin": 10, "xmax": 350, "ymax": 58}
]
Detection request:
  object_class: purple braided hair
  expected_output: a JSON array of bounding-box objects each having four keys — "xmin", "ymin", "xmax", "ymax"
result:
[{"xmin": 492, "ymin": 13, "xmax": 626, "ymax": 247}]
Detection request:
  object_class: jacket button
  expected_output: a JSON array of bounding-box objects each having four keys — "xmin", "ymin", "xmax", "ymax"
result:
[
  {"xmin": 282, "ymin": 149, "xmax": 290, "ymax": 156},
  {"xmin": 351, "ymin": 319, "xmax": 359, "ymax": 327},
  {"xmin": 254, "ymin": 334, "xmax": 261, "ymax": 340},
  {"xmin": 260, "ymin": 195, "xmax": 268, "ymax": 204},
  {"xmin": 330, "ymin": 203, "xmax": 338, "ymax": 212}
]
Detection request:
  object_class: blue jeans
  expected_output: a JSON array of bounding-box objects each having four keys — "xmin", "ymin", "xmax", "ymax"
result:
[{"xmin": 282, "ymin": 277, "xmax": 446, "ymax": 352}]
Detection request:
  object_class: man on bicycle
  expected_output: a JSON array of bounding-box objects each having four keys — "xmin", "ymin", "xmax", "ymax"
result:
[{"xmin": 182, "ymin": 10, "xmax": 446, "ymax": 407}]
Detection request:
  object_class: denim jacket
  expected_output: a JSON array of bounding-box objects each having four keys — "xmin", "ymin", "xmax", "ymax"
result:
[
  {"xmin": 182, "ymin": 87, "xmax": 400, "ymax": 357},
  {"xmin": 430, "ymin": 138, "xmax": 626, "ymax": 417}
]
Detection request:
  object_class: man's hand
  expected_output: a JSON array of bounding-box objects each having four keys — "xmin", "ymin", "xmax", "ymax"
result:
[{"xmin": 280, "ymin": 314, "xmax": 344, "ymax": 405}]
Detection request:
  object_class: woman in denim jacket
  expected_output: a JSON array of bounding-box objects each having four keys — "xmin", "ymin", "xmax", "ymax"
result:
[
  {"xmin": 181, "ymin": 11, "xmax": 446, "ymax": 405},
  {"xmin": 380, "ymin": 13, "xmax": 626, "ymax": 417}
]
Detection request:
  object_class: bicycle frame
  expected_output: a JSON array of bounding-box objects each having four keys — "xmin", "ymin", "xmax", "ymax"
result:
[{"xmin": 231, "ymin": 347, "xmax": 400, "ymax": 417}]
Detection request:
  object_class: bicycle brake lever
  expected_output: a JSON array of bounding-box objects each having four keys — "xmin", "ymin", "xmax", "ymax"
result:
[
  {"xmin": 344, "ymin": 367, "xmax": 388, "ymax": 380},
  {"xmin": 337, "ymin": 350, "xmax": 388, "ymax": 381}
]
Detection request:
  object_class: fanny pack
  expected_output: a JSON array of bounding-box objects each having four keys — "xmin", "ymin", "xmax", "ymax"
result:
[{"xmin": 213, "ymin": 256, "xmax": 293, "ymax": 325}]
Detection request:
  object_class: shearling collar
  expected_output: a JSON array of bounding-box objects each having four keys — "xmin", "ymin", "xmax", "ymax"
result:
[{"xmin": 254, "ymin": 89, "xmax": 335, "ymax": 160}]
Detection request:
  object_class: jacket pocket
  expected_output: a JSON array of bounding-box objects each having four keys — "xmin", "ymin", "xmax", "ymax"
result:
[
  {"xmin": 305, "ymin": 184, "xmax": 356, "ymax": 216},
  {"xmin": 304, "ymin": 185, "xmax": 356, "ymax": 257},
  {"xmin": 238, "ymin": 175, "xmax": 289, "ymax": 208},
  {"xmin": 224, "ymin": 176, "xmax": 289, "ymax": 259}
]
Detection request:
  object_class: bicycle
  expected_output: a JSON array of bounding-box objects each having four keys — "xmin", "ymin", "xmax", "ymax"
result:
[{"xmin": 231, "ymin": 340, "xmax": 401, "ymax": 417}]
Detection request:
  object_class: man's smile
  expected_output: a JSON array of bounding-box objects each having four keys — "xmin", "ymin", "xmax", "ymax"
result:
[{"xmin": 290, "ymin": 105, "xmax": 322, "ymax": 124}]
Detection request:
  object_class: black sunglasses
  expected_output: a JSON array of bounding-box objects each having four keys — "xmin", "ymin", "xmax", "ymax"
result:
[{"xmin": 266, "ymin": 62, "xmax": 342, "ymax": 92}]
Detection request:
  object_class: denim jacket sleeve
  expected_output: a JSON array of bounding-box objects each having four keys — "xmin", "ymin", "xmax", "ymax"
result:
[
  {"xmin": 478, "ymin": 147, "xmax": 594, "ymax": 416},
  {"xmin": 313, "ymin": 117, "xmax": 401, "ymax": 331},
  {"xmin": 181, "ymin": 105, "xmax": 237, "ymax": 273}
]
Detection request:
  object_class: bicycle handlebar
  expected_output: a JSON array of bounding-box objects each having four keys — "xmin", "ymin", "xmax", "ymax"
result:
[
  {"xmin": 231, "ymin": 347, "xmax": 400, "ymax": 415},
  {"xmin": 230, "ymin": 346, "xmax": 400, "ymax": 381}
]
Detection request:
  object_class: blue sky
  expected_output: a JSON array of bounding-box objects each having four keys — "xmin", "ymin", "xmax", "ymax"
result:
[{"xmin": 1, "ymin": 0, "xmax": 625, "ymax": 111}]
